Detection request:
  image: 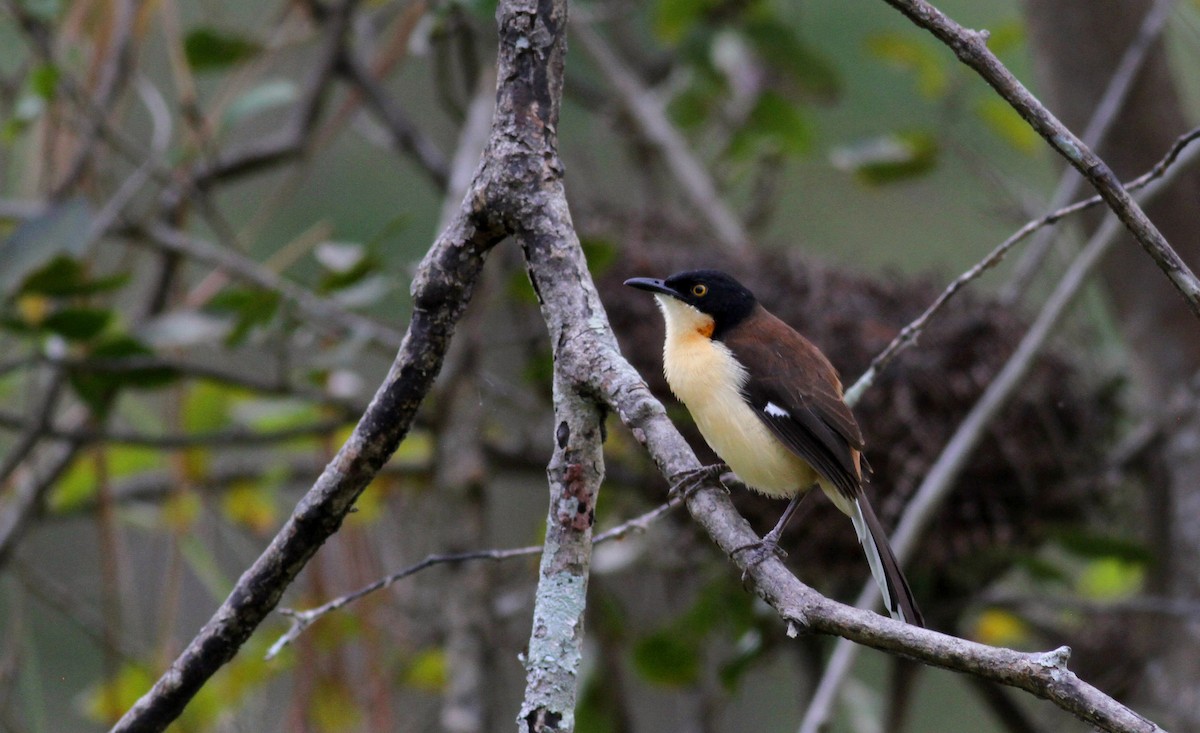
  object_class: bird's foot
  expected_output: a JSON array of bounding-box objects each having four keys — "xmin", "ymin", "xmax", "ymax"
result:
[
  {"xmin": 731, "ymin": 530, "xmax": 787, "ymax": 582},
  {"xmin": 668, "ymin": 462, "xmax": 731, "ymax": 503}
]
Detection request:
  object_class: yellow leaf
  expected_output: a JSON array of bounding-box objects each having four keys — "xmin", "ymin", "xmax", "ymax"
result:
[
  {"xmin": 1078, "ymin": 558, "xmax": 1143, "ymax": 600},
  {"xmin": 970, "ymin": 609, "xmax": 1031, "ymax": 648},
  {"xmin": 163, "ymin": 490, "xmax": 202, "ymax": 532},
  {"xmin": 347, "ymin": 483, "xmax": 384, "ymax": 524},
  {"xmin": 311, "ymin": 681, "xmax": 361, "ymax": 733},
  {"xmin": 221, "ymin": 480, "xmax": 278, "ymax": 535},
  {"xmin": 976, "ymin": 97, "xmax": 1039, "ymax": 153},
  {"xmin": 16, "ymin": 294, "xmax": 50, "ymax": 324},
  {"xmin": 402, "ymin": 647, "xmax": 448, "ymax": 692},
  {"xmin": 82, "ymin": 664, "xmax": 154, "ymax": 725}
]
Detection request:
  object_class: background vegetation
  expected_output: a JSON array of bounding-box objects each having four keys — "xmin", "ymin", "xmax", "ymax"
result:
[{"xmin": 1, "ymin": 0, "xmax": 1198, "ymax": 730}]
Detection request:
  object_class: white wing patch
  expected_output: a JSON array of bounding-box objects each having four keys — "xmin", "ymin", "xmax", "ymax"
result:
[{"xmin": 764, "ymin": 401, "xmax": 790, "ymax": 418}]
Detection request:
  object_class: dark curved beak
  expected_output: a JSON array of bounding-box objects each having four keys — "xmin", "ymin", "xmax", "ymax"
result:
[{"xmin": 624, "ymin": 277, "xmax": 679, "ymax": 298}]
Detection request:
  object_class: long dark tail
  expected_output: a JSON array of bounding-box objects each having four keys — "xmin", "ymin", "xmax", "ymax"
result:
[{"xmin": 849, "ymin": 496, "xmax": 924, "ymax": 627}]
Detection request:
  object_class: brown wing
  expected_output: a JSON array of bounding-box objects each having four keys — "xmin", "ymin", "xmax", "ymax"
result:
[{"xmin": 722, "ymin": 307, "xmax": 864, "ymax": 500}]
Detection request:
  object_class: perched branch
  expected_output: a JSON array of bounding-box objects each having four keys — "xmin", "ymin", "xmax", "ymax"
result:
[{"xmin": 880, "ymin": 0, "xmax": 1200, "ymax": 317}]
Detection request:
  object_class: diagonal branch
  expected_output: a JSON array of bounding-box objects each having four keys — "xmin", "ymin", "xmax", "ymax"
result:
[
  {"xmin": 109, "ymin": 0, "xmax": 569, "ymax": 728},
  {"xmin": 109, "ymin": 205, "xmax": 504, "ymax": 733},
  {"xmin": 801, "ymin": 126, "xmax": 1200, "ymax": 733},
  {"xmin": 880, "ymin": 0, "xmax": 1200, "ymax": 318},
  {"xmin": 999, "ymin": 0, "xmax": 1177, "ymax": 303},
  {"xmin": 572, "ymin": 22, "xmax": 750, "ymax": 252}
]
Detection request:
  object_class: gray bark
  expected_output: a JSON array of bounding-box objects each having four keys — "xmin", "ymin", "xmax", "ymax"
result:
[{"xmin": 1024, "ymin": 1, "xmax": 1200, "ymax": 728}]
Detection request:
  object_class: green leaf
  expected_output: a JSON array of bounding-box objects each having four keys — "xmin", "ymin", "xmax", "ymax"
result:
[
  {"xmin": 223, "ymin": 80, "xmax": 298, "ymax": 127},
  {"xmin": 742, "ymin": 21, "xmax": 841, "ymax": 101},
  {"xmin": 48, "ymin": 446, "xmax": 164, "ymax": 513},
  {"xmin": 976, "ymin": 97, "xmax": 1039, "ymax": 153},
  {"xmin": 632, "ymin": 631, "xmax": 700, "ymax": 686},
  {"xmin": 402, "ymin": 648, "xmax": 448, "ymax": 691},
  {"xmin": 1078, "ymin": 558, "xmax": 1143, "ymax": 600},
  {"xmin": 222, "ymin": 479, "xmax": 279, "ymax": 535},
  {"xmin": 581, "ymin": 238, "xmax": 618, "ymax": 275},
  {"xmin": 183, "ymin": 381, "xmax": 238, "ymax": 434},
  {"xmin": 654, "ymin": 0, "xmax": 714, "ymax": 44},
  {"xmin": 0, "ymin": 197, "xmax": 93, "ymax": 297},
  {"xmin": 184, "ymin": 28, "xmax": 262, "ymax": 71},
  {"xmin": 1055, "ymin": 529, "xmax": 1153, "ymax": 565},
  {"xmin": 42, "ymin": 307, "xmax": 112, "ymax": 341},
  {"xmin": 315, "ymin": 242, "xmax": 380, "ymax": 293},
  {"xmin": 866, "ymin": 32, "xmax": 947, "ymax": 99},
  {"xmin": 18, "ymin": 255, "xmax": 129, "ymax": 297},
  {"xmin": 830, "ymin": 131, "xmax": 938, "ymax": 184},
  {"xmin": 68, "ymin": 335, "xmax": 179, "ymax": 412},
  {"xmin": 207, "ymin": 286, "xmax": 281, "ymax": 345},
  {"xmin": 31, "ymin": 64, "xmax": 59, "ymax": 99},
  {"xmin": 727, "ymin": 91, "xmax": 813, "ymax": 160}
]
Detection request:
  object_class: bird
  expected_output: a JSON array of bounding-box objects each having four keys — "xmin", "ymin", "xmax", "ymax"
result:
[{"xmin": 625, "ymin": 268, "xmax": 923, "ymax": 626}]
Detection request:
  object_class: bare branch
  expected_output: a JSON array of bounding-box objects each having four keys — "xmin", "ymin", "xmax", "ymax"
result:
[
  {"xmin": 880, "ymin": 0, "xmax": 1200, "ymax": 317},
  {"xmin": 846, "ymin": 124, "xmax": 1200, "ymax": 405},
  {"xmin": 803, "ymin": 137, "xmax": 1200, "ymax": 733},
  {"xmin": 0, "ymin": 410, "xmax": 347, "ymax": 449},
  {"xmin": 130, "ymin": 223, "xmax": 405, "ymax": 349},
  {"xmin": 174, "ymin": 0, "xmax": 350, "ymax": 195},
  {"xmin": 573, "ymin": 21, "xmax": 750, "ymax": 252},
  {"xmin": 264, "ymin": 499, "xmax": 675, "ymax": 659},
  {"xmin": 336, "ymin": 42, "xmax": 451, "ymax": 189},
  {"xmin": 1000, "ymin": 0, "xmax": 1176, "ymax": 304}
]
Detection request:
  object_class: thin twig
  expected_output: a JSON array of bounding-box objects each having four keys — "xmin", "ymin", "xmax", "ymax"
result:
[
  {"xmin": 572, "ymin": 21, "xmax": 750, "ymax": 252},
  {"xmin": 0, "ymin": 411, "xmax": 348, "ymax": 449},
  {"xmin": 800, "ymin": 136, "xmax": 1199, "ymax": 733},
  {"xmin": 52, "ymin": 0, "xmax": 137, "ymax": 195},
  {"xmin": 130, "ymin": 223, "xmax": 405, "ymax": 349},
  {"xmin": 0, "ymin": 353, "xmax": 365, "ymax": 415},
  {"xmin": 336, "ymin": 42, "xmax": 450, "ymax": 188},
  {"xmin": 880, "ymin": 0, "xmax": 1200, "ymax": 318},
  {"xmin": 1000, "ymin": 0, "xmax": 1177, "ymax": 304},
  {"xmin": 264, "ymin": 500, "xmax": 676, "ymax": 660},
  {"xmin": 845, "ymin": 124, "xmax": 1200, "ymax": 405}
]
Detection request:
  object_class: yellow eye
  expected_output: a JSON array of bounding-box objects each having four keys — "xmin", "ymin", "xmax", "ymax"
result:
[{"xmin": 691, "ymin": 284, "xmax": 708, "ymax": 297}]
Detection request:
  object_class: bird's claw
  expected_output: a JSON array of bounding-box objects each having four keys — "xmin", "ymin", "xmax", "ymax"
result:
[
  {"xmin": 731, "ymin": 533, "xmax": 787, "ymax": 582},
  {"xmin": 668, "ymin": 462, "xmax": 731, "ymax": 503}
]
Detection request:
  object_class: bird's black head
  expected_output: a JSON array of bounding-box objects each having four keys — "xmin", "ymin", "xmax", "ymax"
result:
[{"xmin": 624, "ymin": 269, "xmax": 758, "ymax": 336}]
